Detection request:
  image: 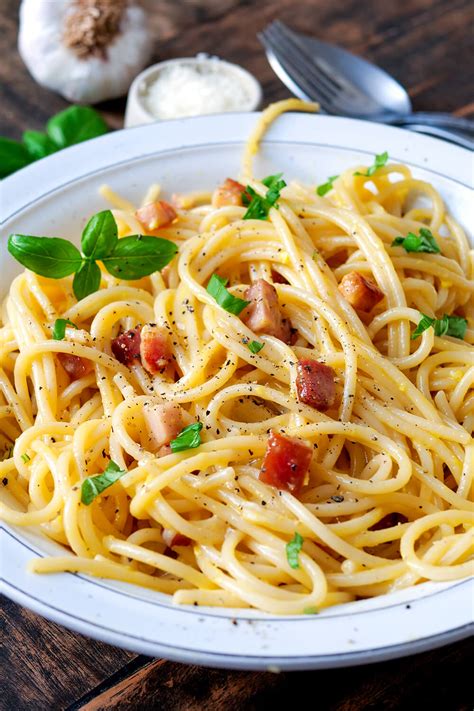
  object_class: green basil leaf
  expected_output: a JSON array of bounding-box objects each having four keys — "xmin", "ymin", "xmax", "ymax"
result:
[
  {"xmin": 170, "ymin": 422, "xmax": 203, "ymax": 453},
  {"xmin": 411, "ymin": 313, "xmax": 435, "ymax": 340},
  {"xmin": 81, "ymin": 460, "xmax": 126, "ymax": 505},
  {"xmin": 81, "ymin": 209, "xmax": 118, "ymax": 259},
  {"xmin": 316, "ymin": 175, "xmax": 339, "ymax": 197},
  {"xmin": 102, "ymin": 235, "xmax": 178, "ymax": 280},
  {"xmin": 262, "ymin": 172, "xmax": 287, "ymax": 205},
  {"xmin": 355, "ymin": 151, "xmax": 389, "ymax": 177},
  {"xmin": 52, "ymin": 318, "xmax": 78, "ymax": 340},
  {"xmin": 8, "ymin": 234, "xmax": 83, "ymax": 277},
  {"xmin": 206, "ymin": 274, "xmax": 250, "ymax": 315},
  {"xmin": 22, "ymin": 131, "xmax": 58, "ymax": 160},
  {"xmin": 243, "ymin": 173, "xmax": 286, "ymax": 220},
  {"xmin": 246, "ymin": 340, "xmax": 264, "ymax": 354},
  {"xmin": 47, "ymin": 106, "xmax": 108, "ymax": 149},
  {"xmin": 73, "ymin": 260, "xmax": 102, "ymax": 300},
  {"xmin": 303, "ymin": 607, "xmax": 319, "ymax": 614},
  {"xmin": 391, "ymin": 228, "xmax": 441, "ymax": 254},
  {"xmin": 21, "ymin": 452, "xmax": 31, "ymax": 463},
  {"xmin": 286, "ymin": 531, "xmax": 304, "ymax": 569},
  {"xmin": 436, "ymin": 314, "xmax": 467, "ymax": 340},
  {"xmin": 0, "ymin": 137, "xmax": 33, "ymax": 178}
]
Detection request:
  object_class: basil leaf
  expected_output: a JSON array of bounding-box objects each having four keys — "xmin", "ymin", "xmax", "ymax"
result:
[
  {"xmin": 21, "ymin": 453, "xmax": 31, "ymax": 463},
  {"xmin": 81, "ymin": 209, "xmax": 118, "ymax": 259},
  {"xmin": 355, "ymin": 151, "xmax": 389, "ymax": 177},
  {"xmin": 73, "ymin": 260, "xmax": 102, "ymax": 300},
  {"xmin": 243, "ymin": 173, "xmax": 286, "ymax": 220},
  {"xmin": 303, "ymin": 607, "xmax": 319, "ymax": 614},
  {"xmin": 52, "ymin": 318, "xmax": 78, "ymax": 340},
  {"xmin": 206, "ymin": 274, "xmax": 250, "ymax": 315},
  {"xmin": 411, "ymin": 314, "xmax": 435, "ymax": 340},
  {"xmin": 22, "ymin": 131, "xmax": 58, "ymax": 160},
  {"xmin": 170, "ymin": 422, "xmax": 203, "ymax": 453},
  {"xmin": 0, "ymin": 137, "xmax": 33, "ymax": 178},
  {"xmin": 102, "ymin": 235, "xmax": 178, "ymax": 279},
  {"xmin": 435, "ymin": 314, "xmax": 467, "ymax": 339},
  {"xmin": 392, "ymin": 228, "xmax": 441, "ymax": 254},
  {"xmin": 262, "ymin": 173, "xmax": 286, "ymax": 204},
  {"xmin": 8, "ymin": 235, "xmax": 83, "ymax": 278},
  {"xmin": 316, "ymin": 175, "xmax": 339, "ymax": 197},
  {"xmin": 286, "ymin": 531, "xmax": 304, "ymax": 569},
  {"xmin": 247, "ymin": 340, "xmax": 264, "ymax": 354},
  {"xmin": 81, "ymin": 460, "xmax": 126, "ymax": 505},
  {"xmin": 47, "ymin": 106, "xmax": 108, "ymax": 149}
]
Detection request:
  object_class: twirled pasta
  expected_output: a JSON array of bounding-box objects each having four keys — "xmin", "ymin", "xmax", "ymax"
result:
[{"xmin": 1, "ymin": 101, "xmax": 473, "ymax": 614}]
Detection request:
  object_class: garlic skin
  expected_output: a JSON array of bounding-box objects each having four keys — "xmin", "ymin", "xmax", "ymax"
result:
[{"xmin": 18, "ymin": 0, "xmax": 154, "ymax": 104}]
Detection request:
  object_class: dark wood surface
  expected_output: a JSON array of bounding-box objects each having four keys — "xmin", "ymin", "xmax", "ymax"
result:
[{"xmin": 1, "ymin": 0, "xmax": 473, "ymax": 709}]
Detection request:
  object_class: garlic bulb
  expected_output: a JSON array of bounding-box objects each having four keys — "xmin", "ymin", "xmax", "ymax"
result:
[{"xmin": 18, "ymin": 0, "xmax": 154, "ymax": 104}]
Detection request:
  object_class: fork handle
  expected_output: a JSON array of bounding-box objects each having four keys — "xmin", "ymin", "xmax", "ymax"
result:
[{"xmin": 388, "ymin": 112, "xmax": 474, "ymax": 138}]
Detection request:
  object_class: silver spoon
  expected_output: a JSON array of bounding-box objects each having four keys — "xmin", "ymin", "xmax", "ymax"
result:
[{"xmin": 259, "ymin": 21, "xmax": 473, "ymax": 146}]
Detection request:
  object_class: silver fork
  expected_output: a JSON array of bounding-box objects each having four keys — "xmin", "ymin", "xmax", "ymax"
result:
[{"xmin": 259, "ymin": 21, "xmax": 474, "ymax": 148}]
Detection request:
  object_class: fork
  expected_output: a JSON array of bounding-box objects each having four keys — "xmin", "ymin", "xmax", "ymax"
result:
[{"xmin": 259, "ymin": 21, "xmax": 474, "ymax": 148}]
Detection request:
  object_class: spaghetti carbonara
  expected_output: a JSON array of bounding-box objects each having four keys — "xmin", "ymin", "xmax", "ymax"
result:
[{"xmin": 1, "ymin": 100, "xmax": 473, "ymax": 614}]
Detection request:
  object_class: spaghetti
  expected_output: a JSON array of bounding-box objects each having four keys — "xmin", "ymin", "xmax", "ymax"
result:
[{"xmin": 1, "ymin": 101, "xmax": 473, "ymax": 614}]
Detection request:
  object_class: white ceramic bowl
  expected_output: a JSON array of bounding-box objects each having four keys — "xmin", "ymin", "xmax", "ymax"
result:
[
  {"xmin": 124, "ymin": 56, "xmax": 263, "ymax": 127},
  {"xmin": 1, "ymin": 114, "xmax": 473, "ymax": 669}
]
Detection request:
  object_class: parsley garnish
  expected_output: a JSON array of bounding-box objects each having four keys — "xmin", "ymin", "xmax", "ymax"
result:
[
  {"xmin": 170, "ymin": 422, "xmax": 203, "ymax": 453},
  {"xmin": 354, "ymin": 151, "xmax": 389, "ymax": 177},
  {"xmin": 246, "ymin": 340, "xmax": 264, "ymax": 354},
  {"xmin": 81, "ymin": 460, "xmax": 126, "ymax": 505},
  {"xmin": 411, "ymin": 313, "xmax": 468, "ymax": 340},
  {"xmin": 242, "ymin": 173, "xmax": 286, "ymax": 220},
  {"xmin": 206, "ymin": 274, "xmax": 250, "ymax": 315},
  {"xmin": 286, "ymin": 531, "xmax": 304, "ymax": 569},
  {"xmin": 52, "ymin": 318, "xmax": 78, "ymax": 340},
  {"xmin": 392, "ymin": 228, "xmax": 441, "ymax": 254},
  {"xmin": 316, "ymin": 175, "xmax": 339, "ymax": 197}
]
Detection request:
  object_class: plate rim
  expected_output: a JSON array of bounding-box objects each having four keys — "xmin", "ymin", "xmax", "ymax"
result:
[{"xmin": 1, "ymin": 112, "xmax": 473, "ymax": 669}]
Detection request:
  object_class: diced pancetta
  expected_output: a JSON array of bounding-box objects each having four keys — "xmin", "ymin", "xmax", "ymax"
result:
[
  {"xmin": 162, "ymin": 527, "xmax": 191, "ymax": 548},
  {"xmin": 111, "ymin": 326, "xmax": 142, "ymax": 366},
  {"xmin": 211, "ymin": 178, "xmax": 246, "ymax": 208},
  {"xmin": 296, "ymin": 358, "xmax": 336, "ymax": 411},
  {"xmin": 139, "ymin": 324, "xmax": 173, "ymax": 376},
  {"xmin": 135, "ymin": 200, "xmax": 177, "ymax": 232},
  {"xmin": 143, "ymin": 402, "xmax": 187, "ymax": 452},
  {"xmin": 260, "ymin": 431, "xmax": 313, "ymax": 495},
  {"xmin": 338, "ymin": 271, "xmax": 384, "ymax": 312},
  {"xmin": 242, "ymin": 279, "xmax": 291, "ymax": 343},
  {"xmin": 57, "ymin": 353, "xmax": 94, "ymax": 380}
]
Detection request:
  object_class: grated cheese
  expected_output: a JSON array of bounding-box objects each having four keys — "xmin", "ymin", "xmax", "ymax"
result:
[{"xmin": 144, "ymin": 61, "xmax": 255, "ymax": 120}]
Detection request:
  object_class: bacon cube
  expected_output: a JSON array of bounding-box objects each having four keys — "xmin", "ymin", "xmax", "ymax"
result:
[
  {"xmin": 296, "ymin": 359, "xmax": 336, "ymax": 411},
  {"xmin": 139, "ymin": 324, "xmax": 173, "ymax": 376},
  {"xmin": 338, "ymin": 271, "xmax": 384, "ymax": 312},
  {"xmin": 135, "ymin": 200, "xmax": 177, "ymax": 232},
  {"xmin": 242, "ymin": 279, "xmax": 291, "ymax": 343},
  {"xmin": 111, "ymin": 326, "xmax": 142, "ymax": 366},
  {"xmin": 212, "ymin": 178, "xmax": 247, "ymax": 208},
  {"xmin": 260, "ymin": 431, "xmax": 313, "ymax": 495},
  {"xmin": 57, "ymin": 353, "xmax": 94, "ymax": 380},
  {"xmin": 143, "ymin": 402, "xmax": 186, "ymax": 452}
]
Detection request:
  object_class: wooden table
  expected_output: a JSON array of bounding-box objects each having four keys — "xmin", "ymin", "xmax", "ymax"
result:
[{"xmin": 1, "ymin": 0, "xmax": 473, "ymax": 708}]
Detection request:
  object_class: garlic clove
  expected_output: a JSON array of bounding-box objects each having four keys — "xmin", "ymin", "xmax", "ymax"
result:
[{"xmin": 18, "ymin": 0, "xmax": 154, "ymax": 104}]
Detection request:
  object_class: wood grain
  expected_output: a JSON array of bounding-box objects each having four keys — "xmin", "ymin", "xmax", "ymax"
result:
[{"xmin": 1, "ymin": 0, "xmax": 473, "ymax": 709}]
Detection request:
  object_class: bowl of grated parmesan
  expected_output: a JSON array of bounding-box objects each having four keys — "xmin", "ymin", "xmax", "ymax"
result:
[{"xmin": 124, "ymin": 55, "xmax": 262, "ymax": 127}]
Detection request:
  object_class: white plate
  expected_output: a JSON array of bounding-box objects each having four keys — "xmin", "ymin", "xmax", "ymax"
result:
[{"xmin": 1, "ymin": 113, "xmax": 473, "ymax": 670}]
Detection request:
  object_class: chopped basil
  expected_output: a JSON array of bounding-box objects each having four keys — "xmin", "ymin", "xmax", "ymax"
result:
[
  {"xmin": 21, "ymin": 452, "xmax": 31, "ymax": 463},
  {"xmin": 8, "ymin": 209, "xmax": 177, "ymax": 302},
  {"xmin": 242, "ymin": 173, "xmax": 287, "ymax": 220},
  {"xmin": 206, "ymin": 274, "xmax": 250, "ymax": 315},
  {"xmin": 170, "ymin": 422, "xmax": 203, "ymax": 453},
  {"xmin": 246, "ymin": 340, "xmax": 264, "ymax": 354},
  {"xmin": 286, "ymin": 531, "xmax": 304, "ymax": 569},
  {"xmin": 81, "ymin": 460, "xmax": 126, "ymax": 505},
  {"xmin": 411, "ymin": 313, "xmax": 468, "ymax": 340},
  {"xmin": 303, "ymin": 607, "xmax": 319, "ymax": 614},
  {"xmin": 52, "ymin": 318, "xmax": 78, "ymax": 340},
  {"xmin": 392, "ymin": 228, "xmax": 441, "ymax": 254},
  {"xmin": 354, "ymin": 151, "xmax": 389, "ymax": 177},
  {"xmin": 316, "ymin": 175, "xmax": 339, "ymax": 197}
]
